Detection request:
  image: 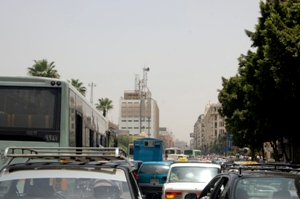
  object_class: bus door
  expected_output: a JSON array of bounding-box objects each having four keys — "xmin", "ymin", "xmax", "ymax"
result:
[{"xmin": 75, "ymin": 112, "xmax": 83, "ymax": 147}]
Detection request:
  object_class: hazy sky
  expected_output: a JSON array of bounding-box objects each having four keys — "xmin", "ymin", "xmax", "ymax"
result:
[{"xmin": 0, "ymin": 0, "xmax": 261, "ymax": 143}]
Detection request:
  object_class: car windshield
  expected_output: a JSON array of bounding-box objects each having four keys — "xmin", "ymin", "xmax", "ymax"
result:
[
  {"xmin": 235, "ymin": 177, "xmax": 300, "ymax": 199},
  {"xmin": 0, "ymin": 169, "xmax": 131, "ymax": 199},
  {"xmin": 169, "ymin": 166, "xmax": 219, "ymax": 183}
]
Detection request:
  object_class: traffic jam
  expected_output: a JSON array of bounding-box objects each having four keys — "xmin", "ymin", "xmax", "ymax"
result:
[{"xmin": 0, "ymin": 138, "xmax": 299, "ymax": 199}]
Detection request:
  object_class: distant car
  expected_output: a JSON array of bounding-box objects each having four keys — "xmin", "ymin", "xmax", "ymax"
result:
[
  {"xmin": 162, "ymin": 162, "xmax": 221, "ymax": 199},
  {"xmin": 137, "ymin": 161, "xmax": 173, "ymax": 197},
  {"xmin": 211, "ymin": 158, "xmax": 226, "ymax": 166},
  {"xmin": 0, "ymin": 147, "xmax": 143, "ymax": 199},
  {"xmin": 184, "ymin": 163, "xmax": 300, "ymax": 199}
]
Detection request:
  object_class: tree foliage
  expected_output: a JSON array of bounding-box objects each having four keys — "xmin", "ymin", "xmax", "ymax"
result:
[
  {"xmin": 27, "ymin": 59, "xmax": 60, "ymax": 78},
  {"xmin": 218, "ymin": 0, "xmax": 299, "ymax": 162},
  {"xmin": 70, "ymin": 79, "xmax": 86, "ymax": 97},
  {"xmin": 95, "ymin": 98, "xmax": 113, "ymax": 117}
]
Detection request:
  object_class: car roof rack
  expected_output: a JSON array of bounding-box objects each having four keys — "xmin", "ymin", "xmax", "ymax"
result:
[
  {"xmin": 2, "ymin": 147, "xmax": 133, "ymax": 168},
  {"xmin": 227, "ymin": 163, "xmax": 300, "ymax": 175}
]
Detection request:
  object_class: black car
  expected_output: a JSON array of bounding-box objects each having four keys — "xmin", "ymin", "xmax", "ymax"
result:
[
  {"xmin": 185, "ymin": 163, "xmax": 300, "ymax": 199},
  {"xmin": 0, "ymin": 147, "xmax": 143, "ymax": 199}
]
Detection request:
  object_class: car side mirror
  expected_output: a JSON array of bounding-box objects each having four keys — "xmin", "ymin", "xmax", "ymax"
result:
[
  {"xmin": 162, "ymin": 176, "xmax": 167, "ymax": 181},
  {"xmin": 184, "ymin": 193, "xmax": 198, "ymax": 199}
]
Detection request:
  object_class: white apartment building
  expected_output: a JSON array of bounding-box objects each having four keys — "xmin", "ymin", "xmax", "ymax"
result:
[{"xmin": 119, "ymin": 90, "xmax": 159, "ymax": 138}]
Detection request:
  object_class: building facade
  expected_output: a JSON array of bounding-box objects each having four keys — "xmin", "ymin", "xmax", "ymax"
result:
[
  {"xmin": 159, "ymin": 127, "xmax": 174, "ymax": 148},
  {"xmin": 203, "ymin": 102, "xmax": 226, "ymax": 151},
  {"xmin": 192, "ymin": 114, "xmax": 204, "ymax": 149},
  {"xmin": 118, "ymin": 90, "xmax": 160, "ymax": 138},
  {"xmin": 192, "ymin": 101, "xmax": 226, "ymax": 153}
]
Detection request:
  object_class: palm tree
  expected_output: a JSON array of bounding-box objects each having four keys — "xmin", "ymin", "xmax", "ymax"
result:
[
  {"xmin": 95, "ymin": 98, "xmax": 113, "ymax": 117},
  {"xmin": 70, "ymin": 79, "xmax": 86, "ymax": 96},
  {"xmin": 27, "ymin": 59, "xmax": 60, "ymax": 78}
]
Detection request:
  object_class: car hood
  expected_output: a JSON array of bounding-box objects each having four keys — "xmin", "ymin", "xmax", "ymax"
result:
[{"xmin": 163, "ymin": 182, "xmax": 207, "ymax": 190}]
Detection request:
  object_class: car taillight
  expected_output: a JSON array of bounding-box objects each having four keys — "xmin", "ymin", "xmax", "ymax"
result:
[
  {"xmin": 133, "ymin": 171, "xmax": 138, "ymax": 180},
  {"xmin": 165, "ymin": 191, "xmax": 182, "ymax": 199}
]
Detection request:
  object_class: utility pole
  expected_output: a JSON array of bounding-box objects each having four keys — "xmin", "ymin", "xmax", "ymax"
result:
[{"xmin": 88, "ymin": 82, "xmax": 96, "ymax": 104}]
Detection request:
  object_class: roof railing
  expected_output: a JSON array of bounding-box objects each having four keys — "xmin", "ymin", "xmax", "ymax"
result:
[
  {"xmin": 225, "ymin": 163, "xmax": 300, "ymax": 174},
  {"xmin": 2, "ymin": 147, "xmax": 132, "ymax": 167}
]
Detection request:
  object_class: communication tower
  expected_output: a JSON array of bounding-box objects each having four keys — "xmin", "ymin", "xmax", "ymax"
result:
[{"xmin": 138, "ymin": 67, "xmax": 151, "ymax": 137}]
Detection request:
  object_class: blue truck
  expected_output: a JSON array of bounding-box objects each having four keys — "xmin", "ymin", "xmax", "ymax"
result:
[{"xmin": 133, "ymin": 138, "xmax": 164, "ymax": 162}]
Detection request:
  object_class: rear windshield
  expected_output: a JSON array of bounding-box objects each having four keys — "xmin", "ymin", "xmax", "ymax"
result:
[
  {"xmin": 0, "ymin": 169, "xmax": 131, "ymax": 199},
  {"xmin": 235, "ymin": 177, "xmax": 300, "ymax": 199},
  {"xmin": 169, "ymin": 166, "xmax": 220, "ymax": 183},
  {"xmin": 139, "ymin": 164, "xmax": 170, "ymax": 174}
]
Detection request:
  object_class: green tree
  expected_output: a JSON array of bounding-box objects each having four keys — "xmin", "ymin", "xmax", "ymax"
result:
[
  {"xmin": 218, "ymin": 0, "xmax": 300, "ymax": 162},
  {"xmin": 27, "ymin": 59, "xmax": 60, "ymax": 78},
  {"xmin": 244, "ymin": 0, "xmax": 299, "ymax": 162},
  {"xmin": 95, "ymin": 98, "xmax": 113, "ymax": 117},
  {"xmin": 70, "ymin": 79, "xmax": 86, "ymax": 97}
]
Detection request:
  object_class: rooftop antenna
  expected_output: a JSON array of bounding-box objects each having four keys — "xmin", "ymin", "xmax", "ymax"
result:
[{"xmin": 88, "ymin": 82, "xmax": 96, "ymax": 104}]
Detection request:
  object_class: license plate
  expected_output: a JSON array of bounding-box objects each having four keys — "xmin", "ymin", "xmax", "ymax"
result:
[{"xmin": 150, "ymin": 178, "xmax": 159, "ymax": 184}]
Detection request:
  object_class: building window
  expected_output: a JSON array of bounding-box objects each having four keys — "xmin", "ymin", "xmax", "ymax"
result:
[
  {"xmin": 134, "ymin": 120, "xmax": 139, "ymax": 122},
  {"xmin": 215, "ymin": 122, "xmax": 217, "ymax": 128},
  {"xmin": 215, "ymin": 130, "xmax": 217, "ymax": 137},
  {"xmin": 121, "ymin": 127, "xmax": 126, "ymax": 129},
  {"xmin": 128, "ymin": 120, "xmax": 132, "ymax": 122},
  {"xmin": 134, "ymin": 127, "xmax": 139, "ymax": 129},
  {"xmin": 215, "ymin": 116, "xmax": 217, "ymax": 120},
  {"xmin": 128, "ymin": 127, "xmax": 132, "ymax": 129},
  {"xmin": 121, "ymin": 120, "xmax": 126, "ymax": 122}
]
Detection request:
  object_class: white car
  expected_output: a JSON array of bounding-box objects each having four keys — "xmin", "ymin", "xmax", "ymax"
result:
[{"xmin": 162, "ymin": 162, "xmax": 221, "ymax": 199}]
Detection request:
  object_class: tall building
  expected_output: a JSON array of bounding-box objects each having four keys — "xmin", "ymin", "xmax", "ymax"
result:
[
  {"xmin": 193, "ymin": 101, "xmax": 226, "ymax": 152},
  {"xmin": 203, "ymin": 101, "xmax": 226, "ymax": 148},
  {"xmin": 119, "ymin": 90, "xmax": 159, "ymax": 138},
  {"xmin": 192, "ymin": 114, "xmax": 204, "ymax": 149}
]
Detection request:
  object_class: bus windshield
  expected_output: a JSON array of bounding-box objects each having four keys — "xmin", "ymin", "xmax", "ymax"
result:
[
  {"xmin": 184, "ymin": 149, "xmax": 202, "ymax": 158},
  {"xmin": 0, "ymin": 86, "xmax": 61, "ymax": 130}
]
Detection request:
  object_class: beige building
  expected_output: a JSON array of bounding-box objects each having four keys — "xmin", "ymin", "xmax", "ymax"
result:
[
  {"xmin": 203, "ymin": 102, "xmax": 226, "ymax": 147},
  {"xmin": 193, "ymin": 101, "xmax": 226, "ymax": 151},
  {"xmin": 192, "ymin": 114, "xmax": 204, "ymax": 149},
  {"xmin": 119, "ymin": 90, "xmax": 159, "ymax": 138}
]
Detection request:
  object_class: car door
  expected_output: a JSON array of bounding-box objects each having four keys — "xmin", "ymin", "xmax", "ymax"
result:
[
  {"xmin": 199, "ymin": 175, "xmax": 223, "ymax": 199},
  {"xmin": 211, "ymin": 176, "xmax": 230, "ymax": 199}
]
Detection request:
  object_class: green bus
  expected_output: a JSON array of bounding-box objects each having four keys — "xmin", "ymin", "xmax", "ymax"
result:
[
  {"xmin": 183, "ymin": 149, "xmax": 202, "ymax": 158},
  {"xmin": 0, "ymin": 76, "xmax": 115, "ymax": 168}
]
